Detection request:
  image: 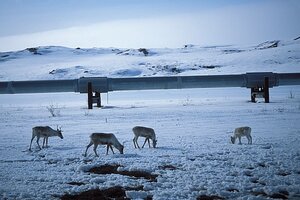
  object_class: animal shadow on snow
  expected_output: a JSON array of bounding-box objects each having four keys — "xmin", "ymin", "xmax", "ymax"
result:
[
  {"xmin": 249, "ymin": 143, "xmax": 273, "ymax": 149},
  {"xmin": 26, "ymin": 146, "xmax": 81, "ymax": 152},
  {"xmin": 155, "ymin": 146, "xmax": 182, "ymax": 151}
]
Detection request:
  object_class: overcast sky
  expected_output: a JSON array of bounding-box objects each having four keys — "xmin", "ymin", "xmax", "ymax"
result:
[{"xmin": 0, "ymin": 0, "xmax": 299, "ymax": 52}]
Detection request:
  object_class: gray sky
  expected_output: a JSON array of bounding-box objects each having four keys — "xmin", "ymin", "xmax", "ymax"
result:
[{"xmin": 0, "ymin": 0, "xmax": 299, "ymax": 51}]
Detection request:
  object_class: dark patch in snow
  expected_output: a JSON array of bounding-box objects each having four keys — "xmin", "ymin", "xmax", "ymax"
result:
[
  {"xmin": 88, "ymin": 164, "xmax": 119, "ymax": 174},
  {"xmin": 61, "ymin": 186, "xmax": 128, "ymax": 200},
  {"xmin": 116, "ymin": 170, "xmax": 158, "ymax": 182},
  {"xmin": 67, "ymin": 181, "xmax": 85, "ymax": 186},
  {"xmin": 294, "ymin": 36, "xmax": 300, "ymax": 40},
  {"xmin": 26, "ymin": 47, "xmax": 41, "ymax": 55},
  {"xmin": 0, "ymin": 47, "xmax": 57, "ymax": 62},
  {"xmin": 197, "ymin": 194, "xmax": 225, "ymax": 200},
  {"xmin": 184, "ymin": 44, "xmax": 195, "ymax": 48},
  {"xmin": 61, "ymin": 185, "xmax": 153, "ymax": 200},
  {"xmin": 124, "ymin": 185, "xmax": 144, "ymax": 191},
  {"xmin": 87, "ymin": 164, "xmax": 158, "ymax": 182},
  {"xmin": 116, "ymin": 49, "xmax": 129, "ymax": 55},
  {"xmin": 278, "ymin": 190, "xmax": 289, "ymax": 197},
  {"xmin": 251, "ymin": 190, "xmax": 268, "ymax": 197},
  {"xmin": 276, "ymin": 170, "xmax": 291, "ymax": 176},
  {"xmin": 202, "ymin": 65, "xmax": 220, "ymax": 69},
  {"xmin": 158, "ymin": 165, "xmax": 178, "ymax": 170},
  {"xmin": 0, "ymin": 53, "xmax": 16, "ymax": 62},
  {"xmin": 26, "ymin": 47, "xmax": 58, "ymax": 55},
  {"xmin": 256, "ymin": 40, "xmax": 280, "ymax": 50},
  {"xmin": 117, "ymin": 48, "xmax": 149, "ymax": 56},
  {"xmin": 138, "ymin": 48, "xmax": 149, "ymax": 56},
  {"xmin": 226, "ymin": 188, "xmax": 239, "ymax": 193},
  {"xmin": 222, "ymin": 49, "xmax": 244, "ymax": 54},
  {"xmin": 251, "ymin": 190, "xmax": 289, "ymax": 199},
  {"xmin": 269, "ymin": 192, "xmax": 288, "ymax": 199}
]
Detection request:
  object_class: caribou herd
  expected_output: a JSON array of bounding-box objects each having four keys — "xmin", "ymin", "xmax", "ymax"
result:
[{"xmin": 28, "ymin": 125, "xmax": 252, "ymax": 156}]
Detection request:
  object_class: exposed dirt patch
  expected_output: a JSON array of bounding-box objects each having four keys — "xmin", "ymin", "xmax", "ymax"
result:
[
  {"xmin": 87, "ymin": 164, "xmax": 158, "ymax": 182},
  {"xmin": 61, "ymin": 185, "xmax": 153, "ymax": 200},
  {"xmin": 67, "ymin": 181, "xmax": 85, "ymax": 186},
  {"xmin": 269, "ymin": 193, "xmax": 288, "ymax": 199},
  {"xmin": 276, "ymin": 171, "xmax": 291, "ymax": 176},
  {"xmin": 246, "ymin": 166, "xmax": 255, "ymax": 170},
  {"xmin": 251, "ymin": 190, "xmax": 289, "ymax": 199},
  {"xmin": 251, "ymin": 190, "xmax": 268, "ymax": 197},
  {"xmin": 120, "ymin": 170, "xmax": 158, "ymax": 182},
  {"xmin": 88, "ymin": 164, "xmax": 119, "ymax": 174},
  {"xmin": 26, "ymin": 47, "xmax": 42, "ymax": 55},
  {"xmin": 138, "ymin": 48, "xmax": 149, "ymax": 56},
  {"xmin": 202, "ymin": 65, "xmax": 220, "ymax": 69},
  {"xmin": 125, "ymin": 185, "xmax": 144, "ymax": 191},
  {"xmin": 256, "ymin": 40, "xmax": 279, "ymax": 50},
  {"xmin": 61, "ymin": 186, "xmax": 128, "ymax": 200},
  {"xmin": 197, "ymin": 194, "xmax": 225, "ymax": 200},
  {"xmin": 277, "ymin": 190, "xmax": 289, "ymax": 196},
  {"xmin": 227, "ymin": 188, "xmax": 239, "ymax": 193}
]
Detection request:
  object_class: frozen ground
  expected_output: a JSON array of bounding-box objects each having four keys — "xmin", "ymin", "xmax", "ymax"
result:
[
  {"xmin": 0, "ymin": 87, "xmax": 300, "ymax": 200},
  {"xmin": 0, "ymin": 39, "xmax": 300, "ymax": 199}
]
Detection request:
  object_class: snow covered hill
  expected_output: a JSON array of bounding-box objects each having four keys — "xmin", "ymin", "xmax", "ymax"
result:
[
  {"xmin": 0, "ymin": 39, "xmax": 300, "ymax": 200},
  {"xmin": 0, "ymin": 39, "xmax": 299, "ymax": 81}
]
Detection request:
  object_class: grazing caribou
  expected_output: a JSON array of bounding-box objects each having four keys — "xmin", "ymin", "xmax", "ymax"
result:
[
  {"xmin": 231, "ymin": 126, "xmax": 252, "ymax": 145},
  {"xmin": 84, "ymin": 133, "xmax": 124, "ymax": 157},
  {"xmin": 132, "ymin": 126, "xmax": 157, "ymax": 148},
  {"xmin": 29, "ymin": 126, "xmax": 63, "ymax": 151}
]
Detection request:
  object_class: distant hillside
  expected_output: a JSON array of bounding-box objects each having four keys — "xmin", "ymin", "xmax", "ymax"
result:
[{"xmin": 0, "ymin": 39, "xmax": 299, "ymax": 81}]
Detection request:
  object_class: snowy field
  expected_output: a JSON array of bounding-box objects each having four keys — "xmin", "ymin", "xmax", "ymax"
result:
[{"xmin": 0, "ymin": 39, "xmax": 300, "ymax": 199}]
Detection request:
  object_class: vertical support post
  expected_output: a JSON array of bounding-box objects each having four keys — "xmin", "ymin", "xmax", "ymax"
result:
[
  {"xmin": 95, "ymin": 92, "xmax": 101, "ymax": 107},
  {"xmin": 264, "ymin": 77, "xmax": 270, "ymax": 103},
  {"xmin": 251, "ymin": 88, "xmax": 256, "ymax": 102},
  {"xmin": 88, "ymin": 82, "xmax": 93, "ymax": 109}
]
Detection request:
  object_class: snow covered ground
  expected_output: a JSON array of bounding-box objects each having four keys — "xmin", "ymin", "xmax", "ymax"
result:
[
  {"xmin": 0, "ymin": 39, "xmax": 300, "ymax": 81},
  {"xmin": 0, "ymin": 39, "xmax": 300, "ymax": 199}
]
